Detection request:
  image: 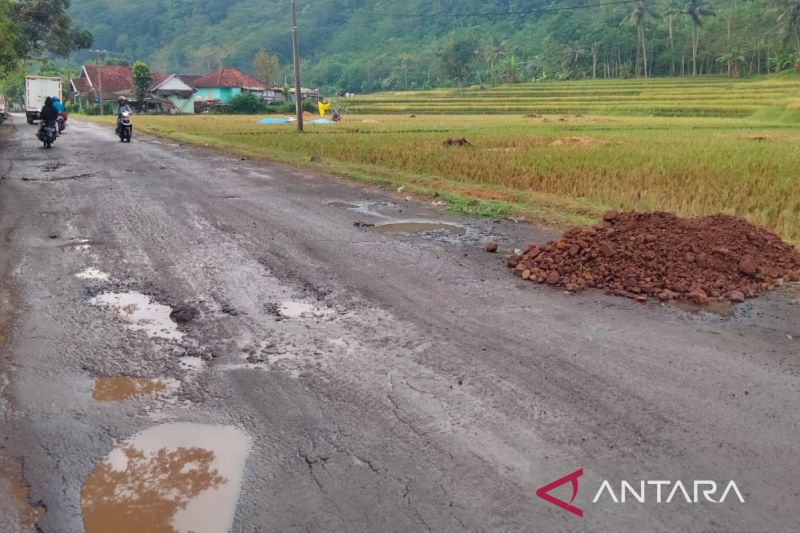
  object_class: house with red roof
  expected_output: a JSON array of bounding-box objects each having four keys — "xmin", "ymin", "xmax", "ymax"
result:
[
  {"xmin": 70, "ymin": 65, "xmax": 137, "ymax": 104},
  {"xmin": 192, "ymin": 67, "xmax": 268, "ymax": 104}
]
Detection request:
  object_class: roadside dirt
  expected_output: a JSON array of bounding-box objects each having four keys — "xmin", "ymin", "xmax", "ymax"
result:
[{"xmin": 508, "ymin": 211, "xmax": 800, "ymax": 303}]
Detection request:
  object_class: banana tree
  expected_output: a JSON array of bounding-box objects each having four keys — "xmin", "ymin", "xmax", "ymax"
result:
[{"xmin": 682, "ymin": 0, "xmax": 716, "ymax": 75}]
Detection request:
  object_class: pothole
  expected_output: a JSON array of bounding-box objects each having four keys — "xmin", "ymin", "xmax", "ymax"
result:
[
  {"xmin": 0, "ymin": 463, "xmax": 46, "ymax": 532},
  {"xmin": 76, "ymin": 268, "xmax": 110, "ymax": 281},
  {"xmin": 92, "ymin": 378, "xmax": 179, "ymax": 402},
  {"xmin": 81, "ymin": 423, "xmax": 250, "ymax": 533},
  {"xmin": 368, "ymin": 222, "xmax": 465, "ymax": 235},
  {"xmin": 325, "ymin": 201, "xmax": 359, "ymax": 209},
  {"xmin": 179, "ymin": 357, "xmax": 205, "ymax": 373},
  {"xmin": 91, "ymin": 292, "xmax": 185, "ymax": 341},
  {"xmin": 277, "ymin": 301, "xmax": 331, "ymax": 319}
]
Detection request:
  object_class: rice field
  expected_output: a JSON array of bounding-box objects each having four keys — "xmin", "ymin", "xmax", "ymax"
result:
[
  {"xmin": 84, "ymin": 77, "xmax": 800, "ymax": 241},
  {"xmin": 343, "ymin": 77, "xmax": 800, "ymax": 117}
]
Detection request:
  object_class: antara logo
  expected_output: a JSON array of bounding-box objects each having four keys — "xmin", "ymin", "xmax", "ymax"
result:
[
  {"xmin": 535, "ymin": 468, "xmax": 584, "ymax": 517},
  {"xmin": 536, "ymin": 469, "xmax": 745, "ymax": 517}
]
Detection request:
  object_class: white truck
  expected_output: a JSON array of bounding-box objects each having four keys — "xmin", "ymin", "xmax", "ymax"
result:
[{"xmin": 25, "ymin": 76, "xmax": 62, "ymax": 124}]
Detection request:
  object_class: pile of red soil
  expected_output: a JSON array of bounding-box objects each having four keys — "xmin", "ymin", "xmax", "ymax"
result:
[{"xmin": 507, "ymin": 211, "xmax": 800, "ymax": 304}]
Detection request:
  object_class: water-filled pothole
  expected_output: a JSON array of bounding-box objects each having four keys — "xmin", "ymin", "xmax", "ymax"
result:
[
  {"xmin": 325, "ymin": 201, "xmax": 359, "ymax": 209},
  {"xmin": 81, "ymin": 423, "xmax": 250, "ymax": 533},
  {"xmin": 92, "ymin": 378, "xmax": 178, "ymax": 402},
  {"xmin": 668, "ymin": 300, "xmax": 735, "ymax": 318},
  {"xmin": 278, "ymin": 301, "xmax": 330, "ymax": 319},
  {"xmin": 91, "ymin": 292, "xmax": 184, "ymax": 340},
  {"xmin": 368, "ymin": 222, "xmax": 465, "ymax": 235},
  {"xmin": 76, "ymin": 268, "xmax": 110, "ymax": 281}
]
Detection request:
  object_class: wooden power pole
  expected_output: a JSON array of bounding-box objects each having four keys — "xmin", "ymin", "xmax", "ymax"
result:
[{"xmin": 291, "ymin": 0, "xmax": 304, "ymax": 133}]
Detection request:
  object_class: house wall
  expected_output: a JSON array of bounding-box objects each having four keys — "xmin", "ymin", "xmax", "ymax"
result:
[
  {"xmin": 196, "ymin": 87, "xmax": 241, "ymax": 103},
  {"xmin": 169, "ymin": 94, "xmax": 196, "ymax": 114}
]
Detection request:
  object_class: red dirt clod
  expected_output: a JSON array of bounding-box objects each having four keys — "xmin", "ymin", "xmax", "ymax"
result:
[{"xmin": 509, "ymin": 212, "xmax": 799, "ymax": 304}]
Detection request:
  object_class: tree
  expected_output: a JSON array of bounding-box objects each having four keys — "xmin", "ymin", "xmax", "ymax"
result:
[
  {"xmin": 0, "ymin": 0, "xmax": 21, "ymax": 76},
  {"xmin": 500, "ymin": 55, "xmax": 522, "ymax": 83},
  {"xmin": 625, "ymin": 1, "xmax": 660, "ymax": 77},
  {"xmin": 131, "ymin": 61, "xmax": 153, "ymax": 107},
  {"xmin": 13, "ymin": 0, "xmax": 93, "ymax": 58},
  {"xmin": 437, "ymin": 36, "xmax": 477, "ymax": 91},
  {"xmin": 663, "ymin": 0, "xmax": 682, "ymax": 75},
  {"xmin": 252, "ymin": 49, "xmax": 279, "ymax": 86},
  {"xmin": 682, "ymin": 0, "xmax": 716, "ymax": 75},
  {"xmin": 0, "ymin": 0, "xmax": 92, "ymax": 77},
  {"xmin": 717, "ymin": 49, "xmax": 745, "ymax": 77},
  {"xmin": 774, "ymin": 0, "xmax": 800, "ymax": 52}
]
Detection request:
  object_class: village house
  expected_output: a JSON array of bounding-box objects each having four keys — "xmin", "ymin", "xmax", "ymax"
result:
[
  {"xmin": 148, "ymin": 74, "xmax": 197, "ymax": 114},
  {"xmin": 70, "ymin": 65, "xmax": 200, "ymax": 114},
  {"xmin": 192, "ymin": 67, "xmax": 268, "ymax": 104},
  {"xmin": 69, "ymin": 64, "xmax": 136, "ymax": 106}
]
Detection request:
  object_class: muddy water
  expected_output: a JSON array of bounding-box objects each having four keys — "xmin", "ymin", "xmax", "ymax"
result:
[
  {"xmin": 669, "ymin": 300, "xmax": 736, "ymax": 318},
  {"xmin": 92, "ymin": 378, "xmax": 177, "ymax": 402},
  {"xmin": 91, "ymin": 292, "xmax": 184, "ymax": 340},
  {"xmin": 368, "ymin": 222, "xmax": 465, "ymax": 235},
  {"xmin": 0, "ymin": 464, "xmax": 46, "ymax": 532},
  {"xmin": 82, "ymin": 423, "xmax": 250, "ymax": 533}
]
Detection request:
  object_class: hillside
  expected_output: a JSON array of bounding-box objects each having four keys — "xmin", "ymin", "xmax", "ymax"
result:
[{"xmin": 68, "ymin": 0, "xmax": 796, "ymax": 94}]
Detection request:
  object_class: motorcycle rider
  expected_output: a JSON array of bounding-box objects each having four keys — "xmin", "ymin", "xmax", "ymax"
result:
[
  {"xmin": 52, "ymin": 96, "xmax": 66, "ymax": 133},
  {"xmin": 115, "ymin": 96, "xmax": 132, "ymax": 136},
  {"xmin": 37, "ymin": 97, "xmax": 60, "ymax": 139},
  {"xmin": 52, "ymin": 96, "xmax": 65, "ymax": 114}
]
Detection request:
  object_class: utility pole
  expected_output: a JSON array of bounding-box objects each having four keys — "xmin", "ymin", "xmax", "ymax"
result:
[{"xmin": 291, "ymin": 0, "xmax": 304, "ymax": 133}]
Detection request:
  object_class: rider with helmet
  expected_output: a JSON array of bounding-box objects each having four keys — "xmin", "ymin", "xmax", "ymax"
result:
[
  {"xmin": 37, "ymin": 97, "xmax": 60, "ymax": 138},
  {"xmin": 115, "ymin": 97, "xmax": 132, "ymax": 137}
]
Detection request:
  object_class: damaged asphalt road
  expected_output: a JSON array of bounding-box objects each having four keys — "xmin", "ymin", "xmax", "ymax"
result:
[{"xmin": 0, "ymin": 116, "xmax": 799, "ymax": 532}]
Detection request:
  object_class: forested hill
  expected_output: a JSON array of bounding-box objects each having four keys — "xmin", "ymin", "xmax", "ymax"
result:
[{"xmin": 69, "ymin": 0, "xmax": 796, "ymax": 94}]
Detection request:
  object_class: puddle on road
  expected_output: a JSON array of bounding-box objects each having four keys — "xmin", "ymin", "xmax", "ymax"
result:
[
  {"xmin": 325, "ymin": 201, "xmax": 360, "ymax": 209},
  {"xmin": 368, "ymin": 222, "xmax": 465, "ymax": 236},
  {"xmin": 64, "ymin": 239, "xmax": 92, "ymax": 251},
  {"xmin": 0, "ymin": 464, "xmax": 46, "ymax": 532},
  {"xmin": 93, "ymin": 378, "xmax": 179, "ymax": 402},
  {"xmin": 668, "ymin": 300, "xmax": 735, "ymax": 318},
  {"xmin": 179, "ymin": 357, "xmax": 205, "ymax": 373},
  {"xmin": 82, "ymin": 423, "xmax": 250, "ymax": 533},
  {"xmin": 278, "ymin": 301, "xmax": 330, "ymax": 319},
  {"xmin": 91, "ymin": 292, "xmax": 185, "ymax": 341},
  {"xmin": 76, "ymin": 268, "xmax": 110, "ymax": 281}
]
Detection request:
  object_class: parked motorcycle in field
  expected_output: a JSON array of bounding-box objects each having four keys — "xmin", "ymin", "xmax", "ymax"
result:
[
  {"xmin": 38, "ymin": 120, "xmax": 58, "ymax": 148},
  {"xmin": 116, "ymin": 111, "xmax": 132, "ymax": 142}
]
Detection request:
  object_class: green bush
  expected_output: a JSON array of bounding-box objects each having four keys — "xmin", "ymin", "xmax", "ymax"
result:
[{"xmin": 226, "ymin": 92, "xmax": 267, "ymax": 114}]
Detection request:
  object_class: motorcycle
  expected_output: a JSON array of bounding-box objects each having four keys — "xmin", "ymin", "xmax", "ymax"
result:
[
  {"xmin": 116, "ymin": 111, "xmax": 132, "ymax": 142},
  {"xmin": 38, "ymin": 121, "xmax": 58, "ymax": 148},
  {"xmin": 57, "ymin": 112, "xmax": 68, "ymax": 134}
]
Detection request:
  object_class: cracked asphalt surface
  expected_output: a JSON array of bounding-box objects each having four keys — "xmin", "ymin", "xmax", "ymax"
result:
[{"xmin": 0, "ymin": 116, "xmax": 799, "ymax": 532}]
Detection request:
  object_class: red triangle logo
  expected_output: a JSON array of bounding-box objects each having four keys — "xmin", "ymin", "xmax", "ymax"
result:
[{"xmin": 535, "ymin": 468, "xmax": 584, "ymax": 517}]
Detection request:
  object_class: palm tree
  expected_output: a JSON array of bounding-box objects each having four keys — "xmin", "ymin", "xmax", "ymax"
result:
[
  {"xmin": 625, "ymin": 1, "xmax": 660, "ymax": 77},
  {"xmin": 682, "ymin": 0, "xmax": 716, "ymax": 75},
  {"xmin": 774, "ymin": 0, "xmax": 800, "ymax": 52},
  {"xmin": 663, "ymin": 0, "xmax": 683, "ymax": 75}
]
